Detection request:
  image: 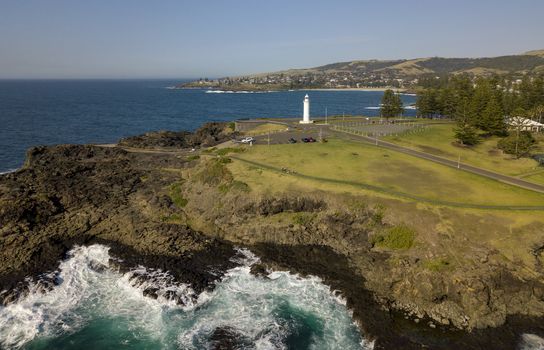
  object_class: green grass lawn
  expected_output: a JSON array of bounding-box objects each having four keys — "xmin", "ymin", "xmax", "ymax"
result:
[
  {"xmin": 242, "ymin": 123, "xmax": 288, "ymax": 136},
  {"xmin": 230, "ymin": 138, "xmax": 544, "ymax": 207},
  {"xmin": 383, "ymin": 124, "xmax": 543, "ymax": 182},
  {"xmin": 523, "ymin": 171, "xmax": 544, "ymax": 185}
]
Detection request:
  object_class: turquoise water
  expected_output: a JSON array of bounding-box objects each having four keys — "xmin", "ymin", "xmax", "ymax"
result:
[
  {"xmin": 0, "ymin": 80, "xmax": 416, "ymax": 172},
  {"xmin": 0, "ymin": 245, "xmax": 370, "ymax": 350}
]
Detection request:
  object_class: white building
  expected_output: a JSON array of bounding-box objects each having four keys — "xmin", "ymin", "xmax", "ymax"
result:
[
  {"xmin": 508, "ymin": 117, "xmax": 544, "ymax": 132},
  {"xmin": 300, "ymin": 94, "xmax": 313, "ymax": 124}
]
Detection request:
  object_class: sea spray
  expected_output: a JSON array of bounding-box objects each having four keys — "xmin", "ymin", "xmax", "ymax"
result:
[
  {"xmin": 521, "ymin": 334, "xmax": 544, "ymax": 350},
  {"xmin": 0, "ymin": 244, "xmax": 370, "ymax": 349}
]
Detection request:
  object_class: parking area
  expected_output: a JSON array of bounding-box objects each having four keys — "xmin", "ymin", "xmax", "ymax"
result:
[{"xmin": 251, "ymin": 124, "xmax": 333, "ymax": 145}]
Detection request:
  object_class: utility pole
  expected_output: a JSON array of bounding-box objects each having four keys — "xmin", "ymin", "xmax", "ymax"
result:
[
  {"xmin": 267, "ymin": 131, "xmax": 270, "ymax": 147},
  {"xmin": 325, "ymin": 107, "xmax": 328, "ymax": 125},
  {"xmin": 457, "ymin": 154, "xmax": 461, "ymax": 169}
]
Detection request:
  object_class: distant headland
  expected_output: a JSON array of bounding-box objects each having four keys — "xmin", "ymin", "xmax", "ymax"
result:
[{"xmin": 178, "ymin": 49, "xmax": 544, "ymax": 91}]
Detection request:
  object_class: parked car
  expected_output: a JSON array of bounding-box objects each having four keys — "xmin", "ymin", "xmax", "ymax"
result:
[
  {"xmin": 288, "ymin": 138, "xmax": 297, "ymax": 144},
  {"xmin": 533, "ymin": 154, "xmax": 544, "ymax": 166},
  {"xmin": 301, "ymin": 137, "xmax": 310, "ymax": 143},
  {"xmin": 240, "ymin": 137, "xmax": 255, "ymax": 144},
  {"xmin": 307, "ymin": 137, "xmax": 316, "ymax": 143}
]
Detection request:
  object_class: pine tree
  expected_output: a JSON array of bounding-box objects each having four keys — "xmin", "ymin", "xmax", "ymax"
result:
[
  {"xmin": 381, "ymin": 89, "xmax": 403, "ymax": 119},
  {"xmin": 454, "ymin": 99, "xmax": 479, "ymax": 145},
  {"xmin": 469, "ymin": 80, "xmax": 492, "ymax": 129},
  {"xmin": 438, "ymin": 87, "xmax": 457, "ymax": 117},
  {"xmin": 482, "ymin": 95, "xmax": 507, "ymax": 136},
  {"xmin": 416, "ymin": 89, "xmax": 437, "ymax": 118},
  {"xmin": 393, "ymin": 92, "xmax": 404, "ymax": 117},
  {"xmin": 498, "ymin": 131, "xmax": 536, "ymax": 158}
]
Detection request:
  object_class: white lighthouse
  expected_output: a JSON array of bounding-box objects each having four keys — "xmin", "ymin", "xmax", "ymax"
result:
[{"xmin": 300, "ymin": 94, "xmax": 313, "ymax": 124}]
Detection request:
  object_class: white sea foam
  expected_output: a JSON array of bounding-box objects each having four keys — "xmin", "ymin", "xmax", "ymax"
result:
[
  {"xmin": 521, "ymin": 334, "xmax": 544, "ymax": 350},
  {"xmin": 0, "ymin": 168, "xmax": 18, "ymax": 175},
  {"xmin": 0, "ymin": 245, "xmax": 173, "ymax": 348},
  {"xmin": 364, "ymin": 105, "xmax": 415, "ymax": 110},
  {"xmin": 0, "ymin": 244, "xmax": 370, "ymax": 349}
]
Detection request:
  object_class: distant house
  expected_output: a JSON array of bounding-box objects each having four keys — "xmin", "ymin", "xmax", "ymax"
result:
[{"xmin": 507, "ymin": 117, "xmax": 544, "ymax": 132}]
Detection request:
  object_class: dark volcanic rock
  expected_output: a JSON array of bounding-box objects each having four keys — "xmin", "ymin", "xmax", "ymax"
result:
[
  {"xmin": 242, "ymin": 197, "xmax": 327, "ymax": 216},
  {"xmin": 251, "ymin": 243, "xmax": 544, "ymax": 350},
  {"xmin": 209, "ymin": 326, "xmax": 254, "ymax": 350},
  {"xmin": 0, "ymin": 144, "xmax": 237, "ymax": 306},
  {"xmin": 118, "ymin": 122, "xmax": 238, "ymax": 149},
  {"xmin": 119, "ymin": 130, "xmax": 193, "ymax": 149}
]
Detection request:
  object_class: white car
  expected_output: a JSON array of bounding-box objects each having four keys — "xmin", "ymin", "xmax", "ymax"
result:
[{"xmin": 240, "ymin": 137, "xmax": 255, "ymax": 144}]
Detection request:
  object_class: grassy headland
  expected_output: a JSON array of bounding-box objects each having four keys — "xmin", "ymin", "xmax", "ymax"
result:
[{"xmin": 383, "ymin": 124, "xmax": 544, "ymax": 182}]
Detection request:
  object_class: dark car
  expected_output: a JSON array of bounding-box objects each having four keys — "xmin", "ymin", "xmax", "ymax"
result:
[
  {"xmin": 533, "ymin": 154, "xmax": 544, "ymax": 166},
  {"xmin": 288, "ymin": 137, "xmax": 297, "ymax": 144},
  {"xmin": 301, "ymin": 137, "xmax": 309, "ymax": 143},
  {"xmin": 307, "ymin": 137, "xmax": 316, "ymax": 143}
]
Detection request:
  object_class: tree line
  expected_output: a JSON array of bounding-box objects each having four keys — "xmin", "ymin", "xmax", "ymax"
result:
[{"xmin": 415, "ymin": 75, "xmax": 544, "ymax": 158}]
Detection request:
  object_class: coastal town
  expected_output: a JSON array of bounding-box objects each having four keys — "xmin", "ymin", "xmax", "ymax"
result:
[{"xmin": 181, "ymin": 52, "xmax": 544, "ymax": 91}]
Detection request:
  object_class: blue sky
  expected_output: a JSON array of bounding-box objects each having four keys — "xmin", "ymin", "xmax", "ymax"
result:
[{"xmin": 0, "ymin": 0, "xmax": 543, "ymax": 79}]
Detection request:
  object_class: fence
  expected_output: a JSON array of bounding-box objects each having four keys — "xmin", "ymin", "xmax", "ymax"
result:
[{"xmin": 330, "ymin": 119, "xmax": 428, "ymax": 137}]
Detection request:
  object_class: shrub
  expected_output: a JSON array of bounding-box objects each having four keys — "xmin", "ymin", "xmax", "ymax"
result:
[
  {"xmin": 292, "ymin": 212, "xmax": 315, "ymax": 226},
  {"xmin": 372, "ymin": 224, "xmax": 416, "ymax": 250},
  {"xmin": 230, "ymin": 180, "xmax": 250, "ymax": 192},
  {"xmin": 216, "ymin": 147, "xmax": 245, "ymax": 156},
  {"xmin": 161, "ymin": 213, "xmax": 183, "ymax": 222},
  {"xmin": 194, "ymin": 159, "xmax": 233, "ymax": 186},
  {"xmin": 423, "ymin": 258, "xmax": 451, "ymax": 272},
  {"xmin": 169, "ymin": 182, "xmax": 188, "ymax": 208},
  {"xmin": 372, "ymin": 204, "xmax": 386, "ymax": 225},
  {"xmin": 218, "ymin": 180, "xmax": 249, "ymax": 194},
  {"xmin": 497, "ymin": 131, "xmax": 536, "ymax": 158}
]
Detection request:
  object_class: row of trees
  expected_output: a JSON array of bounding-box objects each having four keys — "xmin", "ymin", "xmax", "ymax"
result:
[{"xmin": 416, "ymin": 75, "xmax": 544, "ymax": 158}]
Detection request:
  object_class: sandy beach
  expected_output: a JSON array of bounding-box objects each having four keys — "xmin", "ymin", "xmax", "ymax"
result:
[{"xmin": 307, "ymin": 87, "xmax": 408, "ymax": 92}]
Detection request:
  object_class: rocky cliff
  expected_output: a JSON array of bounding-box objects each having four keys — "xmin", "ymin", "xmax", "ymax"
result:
[{"xmin": 1, "ymin": 128, "xmax": 544, "ymax": 349}]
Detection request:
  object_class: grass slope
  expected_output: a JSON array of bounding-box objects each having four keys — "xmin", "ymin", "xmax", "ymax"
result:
[
  {"xmin": 384, "ymin": 124, "xmax": 543, "ymax": 182},
  {"xmin": 229, "ymin": 139, "xmax": 544, "ymax": 207}
]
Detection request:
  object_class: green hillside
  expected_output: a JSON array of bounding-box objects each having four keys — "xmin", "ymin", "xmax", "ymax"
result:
[{"xmin": 181, "ymin": 49, "xmax": 544, "ymax": 90}]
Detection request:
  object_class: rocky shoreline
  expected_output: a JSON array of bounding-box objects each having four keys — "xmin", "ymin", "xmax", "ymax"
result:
[{"xmin": 1, "ymin": 122, "xmax": 544, "ymax": 349}]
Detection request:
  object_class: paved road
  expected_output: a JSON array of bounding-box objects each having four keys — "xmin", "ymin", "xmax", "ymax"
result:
[
  {"xmin": 98, "ymin": 123, "xmax": 544, "ymax": 195},
  {"xmin": 250, "ymin": 123, "xmax": 544, "ymax": 194},
  {"xmin": 332, "ymin": 129, "xmax": 544, "ymax": 194}
]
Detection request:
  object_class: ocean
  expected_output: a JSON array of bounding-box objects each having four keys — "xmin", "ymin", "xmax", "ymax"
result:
[
  {"xmin": 0, "ymin": 80, "xmax": 416, "ymax": 173},
  {"xmin": 0, "ymin": 245, "xmax": 370, "ymax": 350},
  {"xmin": 0, "ymin": 80, "xmax": 411, "ymax": 349},
  {"xmin": 1, "ymin": 80, "xmax": 543, "ymax": 349}
]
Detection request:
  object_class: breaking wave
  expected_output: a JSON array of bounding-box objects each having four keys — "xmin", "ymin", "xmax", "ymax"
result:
[
  {"xmin": 0, "ymin": 245, "xmax": 369, "ymax": 349},
  {"xmin": 0, "ymin": 168, "xmax": 17, "ymax": 175},
  {"xmin": 521, "ymin": 334, "xmax": 544, "ymax": 350}
]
